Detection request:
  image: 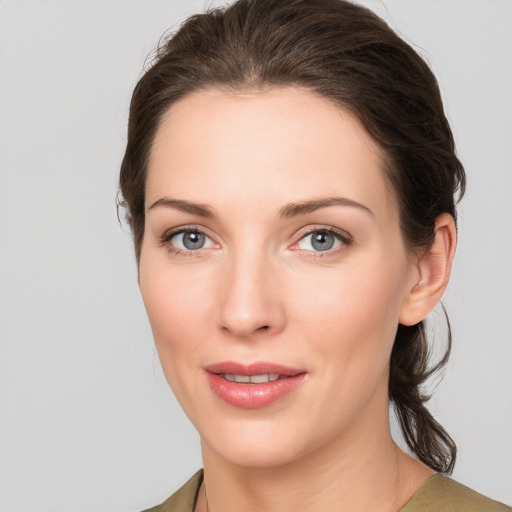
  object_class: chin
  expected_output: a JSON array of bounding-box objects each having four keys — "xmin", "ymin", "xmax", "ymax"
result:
[
  {"xmin": 211, "ymin": 440, "xmax": 301, "ymax": 469},
  {"xmin": 200, "ymin": 417, "xmax": 322, "ymax": 469}
]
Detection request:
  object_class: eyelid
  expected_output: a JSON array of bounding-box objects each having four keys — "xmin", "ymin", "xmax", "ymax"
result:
[
  {"xmin": 159, "ymin": 224, "xmax": 219, "ymax": 253},
  {"xmin": 160, "ymin": 224, "xmax": 203, "ymax": 243},
  {"xmin": 158, "ymin": 224, "xmax": 351, "ymax": 256},
  {"xmin": 290, "ymin": 225, "xmax": 353, "ymax": 253}
]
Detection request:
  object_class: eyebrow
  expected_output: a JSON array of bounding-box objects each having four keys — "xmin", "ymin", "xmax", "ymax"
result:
[
  {"xmin": 147, "ymin": 197, "xmax": 215, "ymax": 217},
  {"xmin": 279, "ymin": 197, "xmax": 373, "ymax": 218},
  {"xmin": 147, "ymin": 195, "xmax": 373, "ymax": 219}
]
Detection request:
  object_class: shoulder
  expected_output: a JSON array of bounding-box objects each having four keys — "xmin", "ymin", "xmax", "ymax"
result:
[
  {"xmin": 141, "ymin": 471, "xmax": 510, "ymax": 512},
  {"xmin": 400, "ymin": 474, "xmax": 511, "ymax": 512},
  {"xmin": 142, "ymin": 470, "xmax": 203, "ymax": 512}
]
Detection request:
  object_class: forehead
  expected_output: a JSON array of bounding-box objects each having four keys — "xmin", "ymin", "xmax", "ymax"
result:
[{"xmin": 146, "ymin": 87, "xmax": 395, "ymax": 217}]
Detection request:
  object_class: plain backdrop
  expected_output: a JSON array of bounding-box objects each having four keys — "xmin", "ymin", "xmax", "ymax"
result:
[{"xmin": 0, "ymin": 1, "xmax": 511, "ymax": 510}]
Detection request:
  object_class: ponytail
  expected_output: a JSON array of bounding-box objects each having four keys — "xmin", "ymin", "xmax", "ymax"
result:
[{"xmin": 389, "ymin": 314, "xmax": 456, "ymax": 473}]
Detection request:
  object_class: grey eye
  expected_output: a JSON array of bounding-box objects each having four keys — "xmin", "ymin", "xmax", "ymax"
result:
[
  {"xmin": 171, "ymin": 231, "xmax": 210, "ymax": 250},
  {"xmin": 311, "ymin": 231, "xmax": 335, "ymax": 251},
  {"xmin": 297, "ymin": 230, "xmax": 342, "ymax": 252},
  {"xmin": 183, "ymin": 232, "xmax": 205, "ymax": 249}
]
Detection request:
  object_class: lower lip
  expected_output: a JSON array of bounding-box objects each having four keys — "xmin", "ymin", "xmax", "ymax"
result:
[{"xmin": 206, "ymin": 372, "xmax": 306, "ymax": 409}]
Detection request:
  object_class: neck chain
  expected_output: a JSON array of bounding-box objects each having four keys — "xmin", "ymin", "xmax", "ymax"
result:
[{"xmin": 203, "ymin": 482, "xmax": 210, "ymax": 512}]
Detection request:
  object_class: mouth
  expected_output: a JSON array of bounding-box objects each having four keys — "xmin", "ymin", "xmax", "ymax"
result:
[
  {"xmin": 217, "ymin": 373, "xmax": 282, "ymax": 383},
  {"xmin": 204, "ymin": 361, "xmax": 307, "ymax": 409}
]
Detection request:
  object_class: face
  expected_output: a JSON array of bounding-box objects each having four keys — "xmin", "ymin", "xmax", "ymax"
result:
[{"xmin": 139, "ymin": 87, "xmax": 418, "ymax": 468}]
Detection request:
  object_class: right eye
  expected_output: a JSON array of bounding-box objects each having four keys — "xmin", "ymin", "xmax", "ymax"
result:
[{"xmin": 167, "ymin": 230, "xmax": 215, "ymax": 251}]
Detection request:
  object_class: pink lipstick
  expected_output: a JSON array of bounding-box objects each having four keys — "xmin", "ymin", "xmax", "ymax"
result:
[{"xmin": 204, "ymin": 361, "xmax": 307, "ymax": 409}]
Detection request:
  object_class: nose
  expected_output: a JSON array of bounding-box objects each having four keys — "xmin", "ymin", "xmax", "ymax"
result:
[{"xmin": 217, "ymin": 249, "xmax": 286, "ymax": 339}]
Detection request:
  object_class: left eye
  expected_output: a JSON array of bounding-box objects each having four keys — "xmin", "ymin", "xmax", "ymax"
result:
[
  {"xmin": 297, "ymin": 230, "xmax": 344, "ymax": 252},
  {"xmin": 169, "ymin": 230, "xmax": 215, "ymax": 251}
]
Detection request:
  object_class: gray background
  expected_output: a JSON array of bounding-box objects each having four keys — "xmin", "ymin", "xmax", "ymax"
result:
[{"xmin": 0, "ymin": 1, "xmax": 510, "ymax": 510}]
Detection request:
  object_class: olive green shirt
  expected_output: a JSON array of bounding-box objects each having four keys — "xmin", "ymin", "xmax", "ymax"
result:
[{"xmin": 144, "ymin": 470, "xmax": 511, "ymax": 512}]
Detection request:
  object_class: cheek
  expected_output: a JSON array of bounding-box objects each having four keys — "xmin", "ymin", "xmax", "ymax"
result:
[
  {"xmin": 287, "ymin": 262, "xmax": 407, "ymax": 426},
  {"xmin": 288, "ymin": 255, "xmax": 409, "ymax": 386},
  {"xmin": 138, "ymin": 254, "xmax": 215, "ymax": 369},
  {"xmin": 291, "ymin": 260, "xmax": 406, "ymax": 337},
  {"xmin": 139, "ymin": 258, "xmax": 221, "ymax": 422}
]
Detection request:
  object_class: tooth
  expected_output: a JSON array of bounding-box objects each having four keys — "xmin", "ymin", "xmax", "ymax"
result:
[
  {"xmin": 249, "ymin": 373, "xmax": 281, "ymax": 383},
  {"xmin": 221, "ymin": 373, "xmax": 283, "ymax": 383},
  {"xmin": 249, "ymin": 374, "xmax": 269, "ymax": 384}
]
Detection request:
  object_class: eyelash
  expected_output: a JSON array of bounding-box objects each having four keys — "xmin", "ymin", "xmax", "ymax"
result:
[
  {"xmin": 159, "ymin": 225, "xmax": 214, "ymax": 257},
  {"xmin": 159, "ymin": 225, "xmax": 353, "ymax": 257},
  {"xmin": 292, "ymin": 226, "xmax": 352, "ymax": 257}
]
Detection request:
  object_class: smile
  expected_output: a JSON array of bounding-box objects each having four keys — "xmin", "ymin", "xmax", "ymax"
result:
[
  {"xmin": 204, "ymin": 362, "xmax": 307, "ymax": 409},
  {"xmin": 219, "ymin": 373, "xmax": 281, "ymax": 383}
]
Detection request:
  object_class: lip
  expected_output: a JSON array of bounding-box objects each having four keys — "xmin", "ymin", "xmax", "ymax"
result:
[{"xmin": 204, "ymin": 361, "xmax": 307, "ymax": 409}]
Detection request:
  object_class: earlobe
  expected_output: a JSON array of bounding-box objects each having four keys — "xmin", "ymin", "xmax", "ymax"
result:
[{"xmin": 399, "ymin": 213, "xmax": 457, "ymax": 326}]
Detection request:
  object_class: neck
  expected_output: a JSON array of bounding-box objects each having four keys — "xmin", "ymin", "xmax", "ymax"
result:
[{"xmin": 196, "ymin": 403, "xmax": 433, "ymax": 512}]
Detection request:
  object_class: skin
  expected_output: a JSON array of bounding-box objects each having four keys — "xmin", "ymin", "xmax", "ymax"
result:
[{"xmin": 139, "ymin": 87, "xmax": 456, "ymax": 512}]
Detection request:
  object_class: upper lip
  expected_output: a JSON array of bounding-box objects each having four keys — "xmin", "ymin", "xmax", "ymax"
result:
[{"xmin": 204, "ymin": 361, "xmax": 305, "ymax": 377}]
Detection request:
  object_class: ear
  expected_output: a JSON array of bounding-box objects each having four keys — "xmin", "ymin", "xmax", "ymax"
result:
[{"xmin": 399, "ymin": 213, "xmax": 457, "ymax": 326}]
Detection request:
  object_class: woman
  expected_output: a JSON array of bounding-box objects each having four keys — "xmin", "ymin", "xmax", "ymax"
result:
[{"xmin": 119, "ymin": 0, "xmax": 510, "ymax": 510}]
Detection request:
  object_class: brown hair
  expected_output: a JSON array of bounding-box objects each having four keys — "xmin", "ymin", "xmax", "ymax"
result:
[{"xmin": 119, "ymin": 0, "xmax": 465, "ymax": 473}]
